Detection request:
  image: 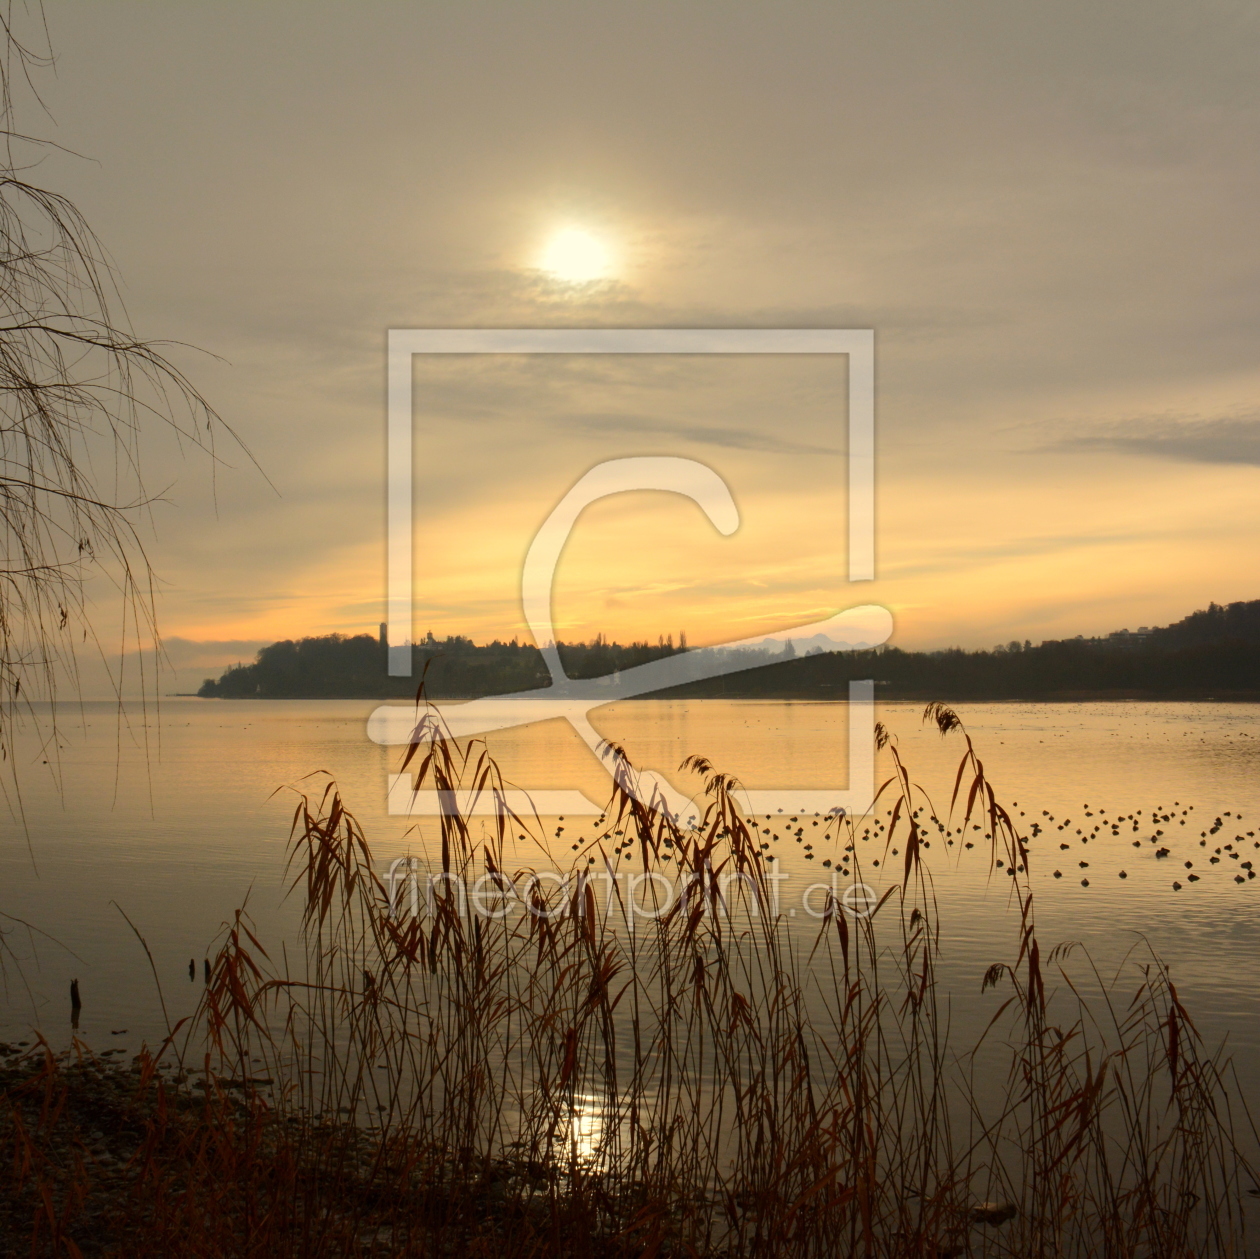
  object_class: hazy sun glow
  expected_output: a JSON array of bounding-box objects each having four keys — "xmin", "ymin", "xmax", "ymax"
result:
[{"xmin": 539, "ymin": 227, "xmax": 612, "ymax": 282}]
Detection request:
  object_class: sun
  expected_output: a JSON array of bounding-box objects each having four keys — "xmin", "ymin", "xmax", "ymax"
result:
[{"xmin": 539, "ymin": 227, "xmax": 613, "ymax": 283}]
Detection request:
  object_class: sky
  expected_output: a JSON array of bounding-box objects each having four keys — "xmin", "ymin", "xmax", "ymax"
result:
[{"xmin": 30, "ymin": 1, "xmax": 1260, "ymax": 691}]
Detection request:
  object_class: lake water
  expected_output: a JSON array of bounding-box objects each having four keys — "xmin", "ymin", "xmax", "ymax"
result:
[{"xmin": 2, "ymin": 697, "xmax": 1257, "ymax": 1084}]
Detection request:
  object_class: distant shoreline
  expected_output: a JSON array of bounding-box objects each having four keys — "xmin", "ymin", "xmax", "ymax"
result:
[
  {"xmin": 194, "ymin": 600, "xmax": 1260, "ymax": 705},
  {"xmin": 183, "ymin": 689, "xmax": 1260, "ymax": 703}
]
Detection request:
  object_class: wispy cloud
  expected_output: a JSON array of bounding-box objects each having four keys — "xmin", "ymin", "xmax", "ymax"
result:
[
  {"xmin": 567, "ymin": 412, "xmax": 840, "ymax": 456},
  {"xmin": 160, "ymin": 637, "xmax": 271, "ymax": 666},
  {"xmin": 1049, "ymin": 413, "xmax": 1260, "ymax": 466}
]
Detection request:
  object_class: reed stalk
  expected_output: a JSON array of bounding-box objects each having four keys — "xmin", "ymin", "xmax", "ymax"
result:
[{"xmin": 2, "ymin": 703, "xmax": 1254, "ymax": 1256}]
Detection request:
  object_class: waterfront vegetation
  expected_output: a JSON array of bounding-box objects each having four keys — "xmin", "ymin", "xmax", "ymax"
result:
[
  {"xmin": 1, "ymin": 705, "xmax": 1256, "ymax": 1256},
  {"xmin": 197, "ymin": 598, "xmax": 1260, "ymax": 701}
]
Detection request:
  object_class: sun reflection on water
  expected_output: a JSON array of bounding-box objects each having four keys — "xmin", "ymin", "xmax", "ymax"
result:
[{"xmin": 565, "ymin": 1093, "xmax": 609, "ymax": 1165}]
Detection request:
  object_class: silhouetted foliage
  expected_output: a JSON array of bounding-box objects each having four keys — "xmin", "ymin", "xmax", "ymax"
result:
[
  {"xmin": 199, "ymin": 598, "xmax": 1260, "ymax": 701},
  {"xmin": 198, "ymin": 631, "xmax": 690, "ymax": 699}
]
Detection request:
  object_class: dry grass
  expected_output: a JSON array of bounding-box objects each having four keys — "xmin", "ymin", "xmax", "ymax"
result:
[{"xmin": 1, "ymin": 703, "xmax": 1256, "ymax": 1256}]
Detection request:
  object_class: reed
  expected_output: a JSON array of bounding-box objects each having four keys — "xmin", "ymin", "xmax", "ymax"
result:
[{"xmin": 2, "ymin": 703, "xmax": 1255, "ymax": 1256}]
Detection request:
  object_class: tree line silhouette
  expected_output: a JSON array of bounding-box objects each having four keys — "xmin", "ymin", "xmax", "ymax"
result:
[
  {"xmin": 196, "ymin": 600, "xmax": 1260, "ymax": 701},
  {"xmin": 197, "ymin": 631, "xmax": 689, "ymax": 699}
]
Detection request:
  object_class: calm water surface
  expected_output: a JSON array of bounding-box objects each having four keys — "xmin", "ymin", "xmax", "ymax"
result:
[{"xmin": 2, "ymin": 698, "xmax": 1257, "ymax": 1079}]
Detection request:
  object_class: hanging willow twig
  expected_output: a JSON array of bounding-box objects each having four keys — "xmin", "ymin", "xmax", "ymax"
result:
[{"xmin": 0, "ymin": 3, "xmax": 255, "ymax": 809}]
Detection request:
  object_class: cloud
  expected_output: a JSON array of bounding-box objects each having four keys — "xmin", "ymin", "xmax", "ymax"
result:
[
  {"xmin": 568, "ymin": 412, "xmax": 840, "ymax": 456},
  {"xmin": 159, "ymin": 637, "xmax": 272, "ymax": 667},
  {"xmin": 878, "ymin": 528, "xmax": 1155, "ymax": 582},
  {"xmin": 39, "ymin": 0, "xmax": 1260, "ymax": 651},
  {"xmin": 1050, "ymin": 414, "xmax": 1260, "ymax": 466},
  {"xmin": 66, "ymin": 637, "xmax": 272, "ymax": 699}
]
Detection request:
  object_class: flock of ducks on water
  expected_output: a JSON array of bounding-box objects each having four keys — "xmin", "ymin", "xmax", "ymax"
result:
[
  {"xmin": 556, "ymin": 802, "xmax": 1258, "ymax": 892},
  {"xmin": 1030, "ymin": 802, "xmax": 1257, "ymax": 890}
]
